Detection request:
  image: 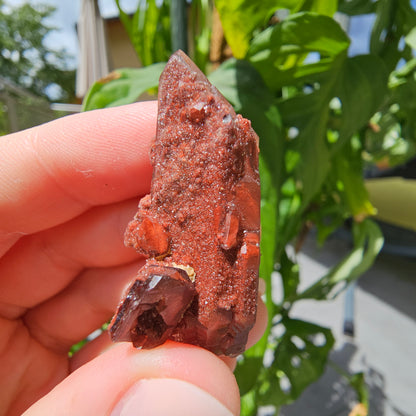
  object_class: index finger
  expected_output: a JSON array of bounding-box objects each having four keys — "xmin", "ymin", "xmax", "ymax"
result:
[{"xmin": 0, "ymin": 101, "xmax": 157, "ymax": 236}]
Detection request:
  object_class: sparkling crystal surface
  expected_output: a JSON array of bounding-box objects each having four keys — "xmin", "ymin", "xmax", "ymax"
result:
[{"xmin": 109, "ymin": 50, "xmax": 260, "ymax": 356}]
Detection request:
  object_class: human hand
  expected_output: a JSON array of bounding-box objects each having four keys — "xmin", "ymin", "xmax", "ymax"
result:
[{"xmin": 0, "ymin": 102, "xmax": 267, "ymax": 416}]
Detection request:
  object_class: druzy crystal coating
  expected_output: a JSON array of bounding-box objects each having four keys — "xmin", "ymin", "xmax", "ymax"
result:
[{"xmin": 109, "ymin": 50, "xmax": 260, "ymax": 356}]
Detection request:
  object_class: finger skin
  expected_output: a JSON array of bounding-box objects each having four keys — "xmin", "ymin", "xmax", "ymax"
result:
[
  {"xmin": 0, "ymin": 101, "xmax": 157, "ymax": 236},
  {"xmin": 23, "ymin": 260, "xmax": 143, "ymax": 353},
  {"xmin": 0, "ymin": 199, "xmax": 141, "ymax": 312},
  {"xmin": 23, "ymin": 342, "xmax": 240, "ymax": 416}
]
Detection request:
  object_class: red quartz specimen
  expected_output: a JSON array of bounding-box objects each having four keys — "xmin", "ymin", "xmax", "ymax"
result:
[{"xmin": 109, "ymin": 50, "xmax": 260, "ymax": 356}]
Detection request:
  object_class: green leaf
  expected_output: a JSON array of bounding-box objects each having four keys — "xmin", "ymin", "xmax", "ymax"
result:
[
  {"xmin": 214, "ymin": 0, "xmax": 304, "ymax": 59},
  {"xmin": 332, "ymin": 141, "xmax": 377, "ymax": 220},
  {"xmin": 330, "ymin": 360, "xmax": 369, "ymax": 409},
  {"xmin": 280, "ymin": 249, "xmax": 300, "ymax": 301},
  {"xmin": 369, "ymin": 0, "xmax": 416, "ymax": 72},
  {"xmin": 370, "ymin": 0, "xmax": 395, "ymax": 57},
  {"xmin": 141, "ymin": 0, "xmax": 171, "ymax": 65},
  {"xmin": 296, "ymin": 219, "xmax": 384, "ymax": 301},
  {"xmin": 332, "ymin": 55, "xmax": 389, "ymax": 149},
  {"xmin": 405, "ymin": 26, "xmax": 416, "ymax": 49},
  {"xmin": 248, "ymin": 12, "xmax": 350, "ymax": 91},
  {"xmin": 277, "ymin": 53, "xmax": 387, "ymax": 214},
  {"xmin": 258, "ymin": 319, "xmax": 335, "ymax": 406},
  {"xmin": 338, "ymin": 0, "xmax": 377, "ymax": 15},
  {"xmin": 240, "ymin": 389, "xmax": 258, "ymax": 416},
  {"xmin": 278, "ymin": 86, "xmax": 332, "ymax": 211},
  {"xmin": 116, "ymin": 0, "xmax": 171, "ymax": 66},
  {"xmin": 297, "ymin": 0, "xmax": 338, "ymax": 17},
  {"xmin": 389, "ymin": 58, "xmax": 416, "ymax": 88},
  {"xmin": 82, "ymin": 64, "xmax": 165, "ymax": 111},
  {"xmin": 114, "ymin": 0, "xmax": 133, "ymax": 38},
  {"xmin": 235, "ymin": 355, "xmax": 264, "ymax": 396},
  {"xmin": 190, "ymin": 0, "xmax": 212, "ymax": 71}
]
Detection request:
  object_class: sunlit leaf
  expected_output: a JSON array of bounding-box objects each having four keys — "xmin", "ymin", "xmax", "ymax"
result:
[
  {"xmin": 82, "ymin": 64, "xmax": 165, "ymax": 111},
  {"xmin": 215, "ymin": 0, "xmax": 304, "ymax": 59},
  {"xmin": 248, "ymin": 12, "xmax": 350, "ymax": 91},
  {"xmin": 405, "ymin": 26, "xmax": 416, "ymax": 49},
  {"xmin": 297, "ymin": 0, "xmax": 338, "ymax": 16}
]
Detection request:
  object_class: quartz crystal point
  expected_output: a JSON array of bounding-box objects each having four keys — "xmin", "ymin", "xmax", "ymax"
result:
[{"xmin": 109, "ymin": 50, "xmax": 260, "ymax": 356}]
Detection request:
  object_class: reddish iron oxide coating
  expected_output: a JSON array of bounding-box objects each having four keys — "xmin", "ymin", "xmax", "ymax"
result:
[{"xmin": 109, "ymin": 50, "xmax": 260, "ymax": 356}]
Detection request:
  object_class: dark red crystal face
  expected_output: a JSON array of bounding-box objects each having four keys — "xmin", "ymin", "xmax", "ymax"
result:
[
  {"xmin": 110, "ymin": 263, "xmax": 195, "ymax": 348},
  {"xmin": 109, "ymin": 50, "xmax": 260, "ymax": 356}
]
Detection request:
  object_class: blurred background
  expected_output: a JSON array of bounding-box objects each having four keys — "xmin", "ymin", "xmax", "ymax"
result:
[
  {"xmin": 0, "ymin": 0, "xmax": 143, "ymax": 132},
  {"xmin": 0, "ymin": 0, "xmax": 383, "ymax": 132}
]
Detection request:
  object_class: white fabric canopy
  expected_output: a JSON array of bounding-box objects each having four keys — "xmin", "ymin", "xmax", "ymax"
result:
[{"xmin": 76, "ymin": 0, "xmax": 110, "ymax": 98}]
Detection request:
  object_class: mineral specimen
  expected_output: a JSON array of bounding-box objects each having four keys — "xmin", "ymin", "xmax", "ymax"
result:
[{"xmin": 109, "ymin": 50, "xmax": 260, "ymax": 356}]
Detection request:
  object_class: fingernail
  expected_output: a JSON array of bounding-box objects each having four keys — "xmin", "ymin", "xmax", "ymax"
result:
[{"xmin": 111, "ymin": 378, "xmax": 234, "ymax": 416}]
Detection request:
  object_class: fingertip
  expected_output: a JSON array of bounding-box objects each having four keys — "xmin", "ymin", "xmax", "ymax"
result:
[
  {"xmin": 111, "ymin": 378, "xmax": 235, "ymax": 416},
  {"xmin": 25, "ymin": 342, "xmax": 240, "ymax": 416}
]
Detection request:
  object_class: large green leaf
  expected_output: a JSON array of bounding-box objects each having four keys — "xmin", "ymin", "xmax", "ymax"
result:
[
  {"xmin": 338, "ymin": 0, "xmax": 377, "ymax": 15},
  {"xmin": 276, "ymin": 54, "xmax": 387, "ymax": 214},
  {"xmin": 215, "ymin": 0, "xmax": 338, "ymax": 60},
  {"xmin": 307, "ymin": 136, "xmax": 377, "ymax": 245},
  {"xmin": 214, "ymin": 0, "xmax": 304, "ymax": 59},
  {"xmin": 247, "ymin": 12, "xmax": 388, "ymax": 193},
  {"xmin": 190, "ymin": 0, "xmax": 212, "ymax": 72},
  {"xmin": 248, "ymin": 12, "xmax": 350, "ymax": 91},
  {"xmin": 82, "ymin": 64, "xmax": 165, "ymax": 111},
  {"xmin": 296, "ymin": 219, "xmax": 384, "ymax": 301}
]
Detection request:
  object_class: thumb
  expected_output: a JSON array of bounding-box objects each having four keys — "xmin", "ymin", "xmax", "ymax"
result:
[{"xmin": 23, "ymin": 342, "xmax": 240, "ymax": 416}]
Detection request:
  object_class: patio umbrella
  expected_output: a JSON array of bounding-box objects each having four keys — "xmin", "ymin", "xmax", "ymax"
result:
[{"xmin": 76, "ymin": 0, "xmax": 110, "ymax": 99}]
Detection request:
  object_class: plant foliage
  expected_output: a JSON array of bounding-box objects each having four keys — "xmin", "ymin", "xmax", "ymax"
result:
[{"xmin": 83, "ymin": 0, "xmax": 416, "ymax": 414}]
